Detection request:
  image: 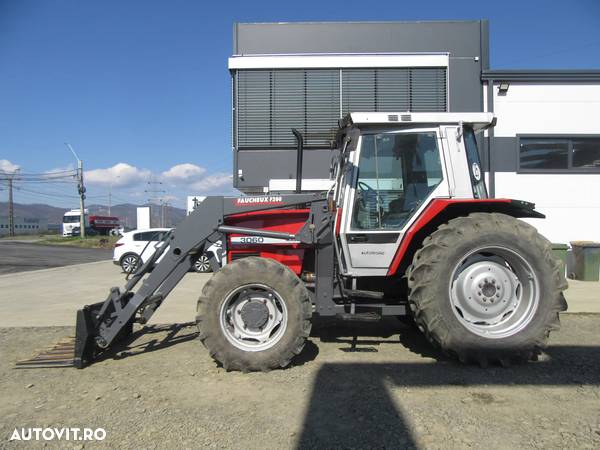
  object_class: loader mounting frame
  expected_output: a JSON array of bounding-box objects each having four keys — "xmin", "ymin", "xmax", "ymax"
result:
[{"xmin": 74, "ymin": 193, "xmax": 335, "ymax": 368}]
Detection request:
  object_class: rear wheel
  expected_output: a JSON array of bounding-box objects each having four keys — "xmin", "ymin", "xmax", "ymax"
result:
[
  {"xmin": 196, "ymin": 257, "xmax": 312, "ymax": 371},
  {"xmin": 193, "ymin": 253, "xmax": 212, "ymax": 273},
  {"xmin": 407, "ymin": 213, "xmax": 568, "ymax": 366}
]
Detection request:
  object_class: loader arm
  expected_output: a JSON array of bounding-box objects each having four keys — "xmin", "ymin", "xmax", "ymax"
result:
[{"xmin": 74, "ymin": 193, "xmax": 324, "ymax": 368}]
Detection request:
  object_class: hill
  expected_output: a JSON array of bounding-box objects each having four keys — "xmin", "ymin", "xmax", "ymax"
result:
[{"xmin": 0, "ymin": 202, "xmax": 187, "ymax": 229}]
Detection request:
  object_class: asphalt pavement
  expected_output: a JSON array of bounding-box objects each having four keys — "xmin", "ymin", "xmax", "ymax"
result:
[{"xmin": 0, "ymin": 241, "xmax": 112, "ymax": 275}]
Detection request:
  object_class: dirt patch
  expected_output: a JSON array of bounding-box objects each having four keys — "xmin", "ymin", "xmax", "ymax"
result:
[{"xmin": 1, "ymin": 315, "xmax": 599, "ymax": 449}]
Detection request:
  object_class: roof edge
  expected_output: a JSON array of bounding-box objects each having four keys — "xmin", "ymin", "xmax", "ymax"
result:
[{"xmin": 482, "ymin": 69, "xmax": 600, "ymax": 82}]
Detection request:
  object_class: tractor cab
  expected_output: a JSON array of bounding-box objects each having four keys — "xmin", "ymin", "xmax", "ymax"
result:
[{"xmin": 332, "ymin": 112, "xmax": 495, "ymax": 276}]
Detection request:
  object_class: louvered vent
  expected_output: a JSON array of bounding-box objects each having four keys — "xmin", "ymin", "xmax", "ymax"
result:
[{"xmin": 234, "ymin": 67, "xmax": 446, "ymax": 149}]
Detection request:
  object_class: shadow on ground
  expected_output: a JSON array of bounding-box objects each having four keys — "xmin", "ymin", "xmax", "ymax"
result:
[
  {"xmin": 97, "ymin": 322, "xmax": 199, "ymax": 362},
  {"xmin": 87, "ymin": 318, "xmax": 599, "ymax": 449},
  {"xmin": 299, "ymin": 319, "xmax": 600, "ymax": 448}
]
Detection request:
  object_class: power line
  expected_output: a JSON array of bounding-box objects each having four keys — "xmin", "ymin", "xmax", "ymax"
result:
[
  {"xmin": 15, "ymin": 186, "xmax": 80, "ymax": 200},
  {"xmin": 0, "ymin": 169, "xmax": 77, "ymax": 178}
]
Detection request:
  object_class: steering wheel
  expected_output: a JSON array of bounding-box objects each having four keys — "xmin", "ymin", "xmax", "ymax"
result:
[
  {"xmin": 357, "ymin": 181, "xmax": 377, "ymax": 207},
  {"xmin": 356, "ymin": 181, "xmax": 382, "ymax": 228}
]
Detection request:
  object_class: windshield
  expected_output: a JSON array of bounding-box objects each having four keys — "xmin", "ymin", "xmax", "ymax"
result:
[
  {"xmin": 63, "ymin": 215, "xmax": 80, "ymax": 223},
  {"xmin": 351, "ymin": 131, "xmax": 443, "ymax": 230}
]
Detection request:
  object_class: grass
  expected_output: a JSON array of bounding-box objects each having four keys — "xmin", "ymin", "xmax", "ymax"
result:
[
  {"xmin": 35, "ymin": 235, "xmax": 119, "ymax": 249},
  {"xmin": 0, "ymin": 233, "xmax": 55, "ymax": 241}
]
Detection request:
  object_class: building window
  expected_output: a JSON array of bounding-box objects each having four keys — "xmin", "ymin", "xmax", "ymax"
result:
[
  {"xmin": 572, "ymin": 138, "xmax": 600, "ymax": 169},
  {"xmin": 519, "ymin": 136, "xmax": 600, "ymax": 172}
]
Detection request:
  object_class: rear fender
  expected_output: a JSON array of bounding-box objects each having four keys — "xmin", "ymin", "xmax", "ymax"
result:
[{"xmin": 387, "ymin": 198, "xmax": 544, "ymax": 276}]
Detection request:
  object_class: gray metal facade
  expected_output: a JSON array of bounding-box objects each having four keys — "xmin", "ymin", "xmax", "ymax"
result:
[{"xmin": 232, "ymin": 21, "xmax": 489, "ymax": 193}]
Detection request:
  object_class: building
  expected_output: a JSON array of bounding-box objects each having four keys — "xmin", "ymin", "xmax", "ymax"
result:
[
  {"xmin": 482, "ymin": 70, "xmax": 600, "ymax": 243},
  {"xmin": 228, "ymin": 20, "xmax": 600, "ymax": 244},
  {"xmin": 0, "ymin": 216, "xmax": 48, "ymax": 236}
]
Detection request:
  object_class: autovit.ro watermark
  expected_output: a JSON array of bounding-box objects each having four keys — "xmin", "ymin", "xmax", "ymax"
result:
[{"xmin": 9, "ymin": 427, "xmax": 106, "ymax": 442}]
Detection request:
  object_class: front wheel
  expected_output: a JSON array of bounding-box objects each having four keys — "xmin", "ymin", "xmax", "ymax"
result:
[
  {"xmin": 407, "ymin": 213, "xmax": 568, "ymax": 366},
  {"xmin": 196, "ymin": 257, "xmax": 312, "ymax": 371}
]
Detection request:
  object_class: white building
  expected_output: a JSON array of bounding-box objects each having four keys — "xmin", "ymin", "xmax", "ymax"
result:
[
  {"xmin": 0, "ymin": 216, "xmax": 48, "ymax": 236},
  {"xmin": 482, "ymin": 71, "xmax": 600, "ymax": 243}
]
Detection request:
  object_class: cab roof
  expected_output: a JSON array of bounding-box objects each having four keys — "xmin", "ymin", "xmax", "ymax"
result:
[{"xmin": 345, "ymin": 112, "xmax": 495, "ymax": 131}]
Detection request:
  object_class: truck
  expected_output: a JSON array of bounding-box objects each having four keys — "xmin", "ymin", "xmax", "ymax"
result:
[
  {"xmin": 62, "ymin": 209, "xmax": 120, "ymax": 237},
  {"xmin": 20, "ymin": 112, "xmax": 567, "ymax": 370}
]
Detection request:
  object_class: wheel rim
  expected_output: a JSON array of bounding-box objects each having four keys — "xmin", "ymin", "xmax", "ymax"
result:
[
  {"xmin": 195, "ymin": 255, "xmax": 210, "ymax": 272},
  {"xmin": 449, "ymin": 246, "xmax": 540, "ymax": 339},
  {"xmin": 219, "ymin": 283, "xmax": 288, "ymax": 352},
  {"xmin": 122, "ymin": 255, "xmax": 138, "ymax": 273}
]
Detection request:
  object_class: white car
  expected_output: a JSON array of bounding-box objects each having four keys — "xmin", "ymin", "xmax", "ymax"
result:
[{"xmin": 113, "ymin": 228, "xmax": 222, "ymax": 273}]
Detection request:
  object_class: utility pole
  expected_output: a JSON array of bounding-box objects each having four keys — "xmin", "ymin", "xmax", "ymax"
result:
[
  {"xmin": 1, "ymin": 169, "xmax": 19, "ymax": 237},
  {"xmin": 66, "ymin": 143, "xmax": 86, "ymax": 238},
  {"xmin": 108, "ymin": 175, "xmax": 119, "ymax": 216},
  {"xmin": 163, "ymin": 201, "xmax": 170, "ymax": 228},
  {"xmin": 7, "ymin": 175, "xmax": 14, "ymax": 237},
  {"xmin": 160, "ymin": 201, "xmax": 164, "ymax": 228},
  {"xmin": 145, "ymin": 177, "xmax": 165, "ymax": 228}
]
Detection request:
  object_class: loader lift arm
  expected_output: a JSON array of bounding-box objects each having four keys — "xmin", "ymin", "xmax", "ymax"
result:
[{"xmin": 74, "ymin": 193, "xmax": 328, "ymax": 368}]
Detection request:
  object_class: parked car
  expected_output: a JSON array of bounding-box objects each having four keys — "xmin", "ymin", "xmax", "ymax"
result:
[
  {"xmin": 113, "ymin": 228, "xmax": 222, "ymax": 273},
  {"xmin": 70, "ymin": 226, "xmax": 99, "ymax": 237}
]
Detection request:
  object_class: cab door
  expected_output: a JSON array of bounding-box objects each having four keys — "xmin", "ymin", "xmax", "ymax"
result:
[{"xmin": 336, "ymin": 128, "xmax": 450, "ymax": 276}]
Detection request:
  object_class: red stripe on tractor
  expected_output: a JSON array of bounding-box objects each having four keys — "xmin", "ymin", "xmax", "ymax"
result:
[
  {"xmin": 335, "ymin": 208, "xmax": 342, "ymax": 236},
  {"xmin": 226, "ymin": 209, "xmax": 310, "ymax": 220},
  {"xmin": 386, "ymin": 198, "xmax": 512, "ymax": 276}
]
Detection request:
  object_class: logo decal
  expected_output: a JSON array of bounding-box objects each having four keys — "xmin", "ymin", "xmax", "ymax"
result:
[
  {"xmin": 230, "ymin": 236, "xmax": 300, "ymax": 245},
  {"xmin": 235, "ymin": 196, "xmax": 283, "ymax": 206},
  {"xmin": 471, "ymin": 163, "xmax": 482, "ymax": 182}
]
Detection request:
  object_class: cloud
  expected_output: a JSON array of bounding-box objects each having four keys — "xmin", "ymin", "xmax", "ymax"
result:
[
  {"xmin": 46, "ymin": 164, "xmax": 75, "ymax": 174},
  {"xmin": 86, "ymin": 163, "xmax": 152, "ymax": 187},
  {"xmin": 84, "ymin": 163, "xmax": 235, "ymax": 204},
  {"xmin": 161, "ymin": 163, "xmax": 206, "ymax": 183},
  {"xmin": 0, "ymin": 159, "xmax": 20, "ymax": 173},
  {"xmin": 161, "ymin": 194, "xmax": 180, "ymax": 203},
  {"xmin": 189, "ymin": 173, "xmax": 233, "ymax": 193}
]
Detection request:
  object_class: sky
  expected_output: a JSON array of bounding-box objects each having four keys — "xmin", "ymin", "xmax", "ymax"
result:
[{"xmin": 1, "ymin": 0, "xmax": 599, "ymax": 209}]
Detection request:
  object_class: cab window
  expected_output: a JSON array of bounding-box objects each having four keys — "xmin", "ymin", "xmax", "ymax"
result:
[{"xmin": 351, "ymin": 131, "xmax": 442, "ymax": 230}]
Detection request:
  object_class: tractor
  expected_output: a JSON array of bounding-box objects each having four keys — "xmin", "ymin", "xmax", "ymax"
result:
[{"xmin": 56, "ymin": 112, "xmax": 567, "ymax": 370}]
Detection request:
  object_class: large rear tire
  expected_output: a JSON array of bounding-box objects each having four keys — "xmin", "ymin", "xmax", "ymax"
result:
[
  {"xmin": 196, "ymin": 257, "xmax": 312, "ymax": 371},
  {"xmin": 407, "ymin": 213, "xmax": 568, "ymax": 366}
]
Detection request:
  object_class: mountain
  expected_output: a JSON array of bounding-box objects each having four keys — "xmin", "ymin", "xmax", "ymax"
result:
[
  {"xmin": 0, "ymin": 202, "xmax": 68, "ymax": 224},
  {"xmin": 0, "ymin": 202, "xmax": 187, "ymax": 229},
  {"xmin": 86, "ymin": 203, "xmax": 187, "ymax": 229}
]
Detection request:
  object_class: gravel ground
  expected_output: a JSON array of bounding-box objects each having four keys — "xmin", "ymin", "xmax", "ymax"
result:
[{"xmin": 1, "ymin": 315, "xmax": 599, "ymax": 449}]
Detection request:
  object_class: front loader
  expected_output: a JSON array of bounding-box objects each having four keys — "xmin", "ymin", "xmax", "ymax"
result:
[{"xmin": 20, "ymin": 112, "xmax": 568, "ymax": 370}]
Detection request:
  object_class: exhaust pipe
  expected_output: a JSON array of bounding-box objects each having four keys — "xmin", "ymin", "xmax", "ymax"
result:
[{"xmin": 292, "ymin": 128, "xmax": 304, "ymax": 193}]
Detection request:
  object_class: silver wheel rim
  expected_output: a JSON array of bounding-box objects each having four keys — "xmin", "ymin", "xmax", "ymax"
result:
[
  {"xmin": 449, "ymin": 245, "xmax": 539, "ymax": 339},
  {"xmin": 195, "ymin": 255, "xmax": 211, "ymax": 272},
  {"xmin": 219, "ymin": 283, "xmax": 288, "ymax": 352},
  {"xmin": 122, "ymin": 255, "xmax": 138, "ymax": 273}
]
